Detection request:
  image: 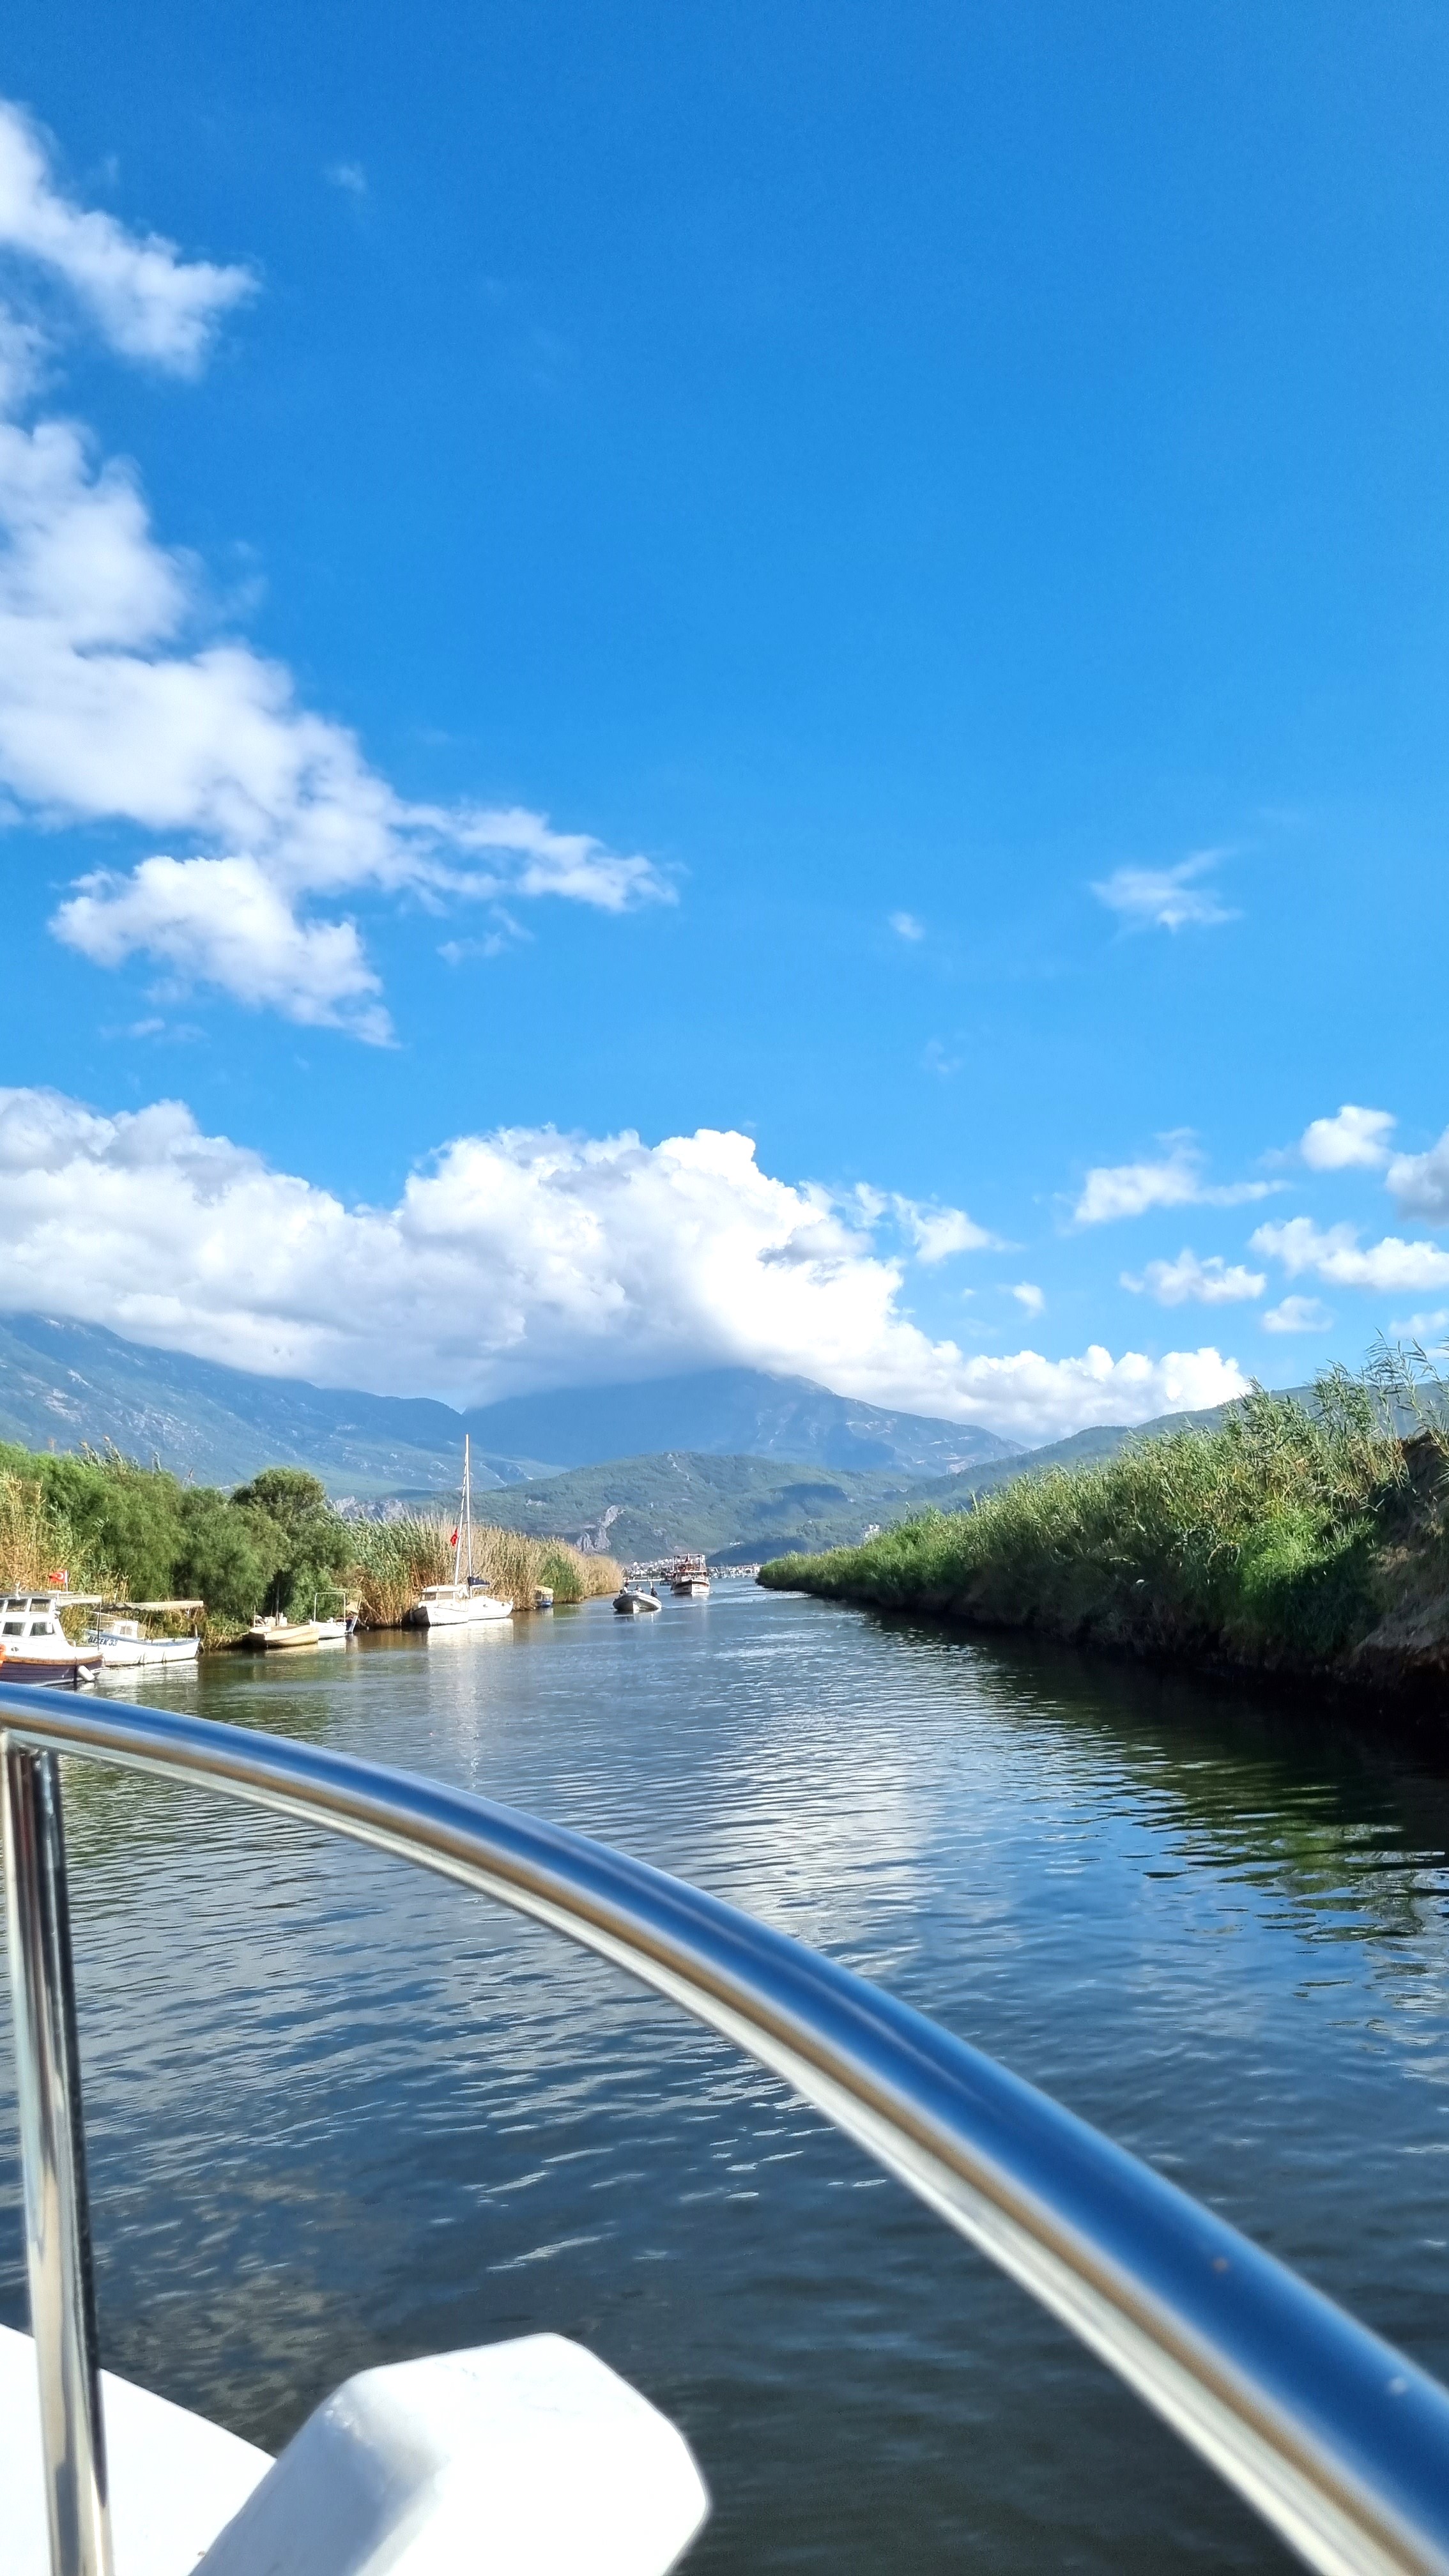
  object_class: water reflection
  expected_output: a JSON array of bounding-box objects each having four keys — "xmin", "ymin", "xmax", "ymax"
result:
[{"xmin": 4, "ymin": 1588, "xmax": 1449, "ymax": 2572}]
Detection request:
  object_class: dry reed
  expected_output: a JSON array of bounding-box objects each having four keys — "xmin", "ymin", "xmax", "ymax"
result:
[{"xmin": 344, "ymin": 1513, "xmax": 620, "ymax": 1627}]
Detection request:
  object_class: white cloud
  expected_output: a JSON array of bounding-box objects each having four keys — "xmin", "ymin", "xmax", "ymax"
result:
[
  {"xmin": 1387, "ymin": 1308, "xmax": 1449, "ymax": 1344},
  {"xmin": 0, "ymin": 1084, "xmax": 1250, "ymax": 1443},
  {"xmin": 892, "ymin": 1197, "xmax": 998, "ymax": 1262},
  {"xmin": 0, "ymin": 102, "xmax": 252, "ymax": 371},
  {"xmin": 1298, "ymin": 1104, "xmax": 1395, "ymax": 1171},
  {"xmin": 325, "ymin": 162, "xmax": 367, "ymax": 197},
  {"xmin": 0, "ymin": 102, "xmax": 667, "ymax": 1038},
  {"xmin": 848, "ymin": 1187, "xmax": 997, "ymax": 1261},
  {"xmin": 1262, "ymin": 1296, "xmax": 1333, "ymax": 1335},
  {"xmin": 1252, "ymin": 1217, "xmax": 1449, "ymax": 1292},
  {"xmin": 1073, "ymin": 1138, "xmax": 1276, "ymax": 1225},
  {"xmin": 1386, "ymin": 1126, "xmax": 1449, "ymax": 1225},
  {"xmin": 1122, "ymin": 1248, "xmax": 1266, "ymax": 1307},
  {"xmin": 56, "ymin": 855, "xmax": 390, "ymax": 1041},
  {"xmin": 1091, "ymin": 850, "xmax": 1237, "ymax": 932},
  {"xmin": 1009, "ymin": 1282, "xmax": 1044, "ymax": 1315},
  {"xmin": 889, "ymin": 910, "xmax": 924, "ymax": 942}
]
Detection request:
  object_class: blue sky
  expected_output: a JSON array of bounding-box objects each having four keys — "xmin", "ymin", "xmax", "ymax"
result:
[{"xmin": 0, "ymin": 3, "xmax": 1446, "ymax": 1439}]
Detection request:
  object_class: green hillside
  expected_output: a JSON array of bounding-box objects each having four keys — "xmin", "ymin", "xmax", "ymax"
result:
[
  {"xmin": 442, "ymin": 1395, "xmax": 1304, "ymax": 1564},
  {"xmin": 456, "ymin": 1449, "xmax": 928, "ymax": 1563}
]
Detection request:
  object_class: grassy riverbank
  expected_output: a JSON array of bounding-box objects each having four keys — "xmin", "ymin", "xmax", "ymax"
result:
[
  {"xmin": 760, "ymin": 1356, "xmax": 1449, "ymax": 1701},
  {"xmin": 0, "ymin": 1443, "xmax": 619, "ymax": 1638},
  {"xmin": 342, "ymin": 1513, "xmax": 620, "ymax": 1625}
]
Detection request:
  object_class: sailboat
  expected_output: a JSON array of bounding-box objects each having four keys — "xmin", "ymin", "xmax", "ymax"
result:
[{"xmin": 409, "ymin": 1437, "xmax": 514, "ymax": 1629}]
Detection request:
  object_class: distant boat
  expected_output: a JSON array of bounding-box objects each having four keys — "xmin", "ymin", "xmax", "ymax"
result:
[
  {"xmin": 0, "ymin": 1591, "xmax": 103, "ymax": 1686},
  {"xmin": 534, "ymin": 1586, "xmax": 555, "ymax": 1611},
  {"xmin": 668, "ymin": 1554, "xmax": 711, "ymax": 1598},
  {"xmin": 410, "ymin": 1438, "xmax": 514, "ymax": 1629},
  {"xmin": 614, "ymin": 1585, "xmax": 661, "ymax": 1616}
]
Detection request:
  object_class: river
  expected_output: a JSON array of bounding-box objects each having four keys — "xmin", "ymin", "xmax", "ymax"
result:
[{"xmin": 4, "ymin": 1583, "xmax": 1449, "ymax": 2571}]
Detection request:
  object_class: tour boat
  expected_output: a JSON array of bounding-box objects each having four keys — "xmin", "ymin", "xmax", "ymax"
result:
[
  {"xmin": 534, "ymin": 1586, "xmax": 554, "ymax": 1609},
  {"xmin": 614, "ymin": 1584, "xmax": 661, "ymax": 1616},
  {"xmin": 410, "ymin": 1438, "xmax": 513, "ymax": 1629},
  {"xmin": 668, "ymin": 1555, "xmax": 711, "ymax": 1598},
  {"xmin": 0, "ymin": 1592, "xmax": 103, "ymax": 1686}
]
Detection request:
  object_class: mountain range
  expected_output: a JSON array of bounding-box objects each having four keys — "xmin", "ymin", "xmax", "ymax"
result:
[
  {"xmin": 0, "ymin": 1308, "xmax": 1269, "ymax": 1563},
  {"xmin": 0, "ymin": 1312, "xmax": 1013, "ymax": 1493}
]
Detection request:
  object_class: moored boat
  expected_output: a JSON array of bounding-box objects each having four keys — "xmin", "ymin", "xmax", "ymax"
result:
[
  {"xmin": 0, "ymin": 1591, "xmax": 103, "ymax": 1685},
  {"xmin": 89, "ymin": 1600, "xmax": 204, "ymax": 1670},
  {"xmin": 244, "ymin": 1615, "xmax": 323, "ymax": 1651},
  {"xmin": 410, "ymin": 1438, "xmax": 514, "ymax": 1629}
]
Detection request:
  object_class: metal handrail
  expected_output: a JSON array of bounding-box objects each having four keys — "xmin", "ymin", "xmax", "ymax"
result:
[{"xmin": 4, "ymin": 1692, "xmax": 1449, "ymax": 2576}]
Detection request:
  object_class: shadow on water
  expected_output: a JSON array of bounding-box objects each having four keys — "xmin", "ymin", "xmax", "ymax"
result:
[{"xmin": 4, "ymin": 1594, "xmax": 1449, "ymax": 2572}]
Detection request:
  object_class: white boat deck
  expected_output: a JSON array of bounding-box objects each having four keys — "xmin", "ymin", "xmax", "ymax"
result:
[{"xmin": 3, "ymin": 2322, "xmax": 708, "ymax": 2575}]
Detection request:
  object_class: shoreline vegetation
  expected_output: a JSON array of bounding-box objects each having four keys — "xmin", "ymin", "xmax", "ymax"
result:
[
  {"xmin": 0, "ymin": 1445, "xmax": 620, "ymax": 1644},
  {"xmin": 759, "ymin": 1350, "xmax": 1449, "ymax": 1710}
]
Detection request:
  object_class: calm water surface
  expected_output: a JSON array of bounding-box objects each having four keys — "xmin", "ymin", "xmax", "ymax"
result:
[{"xmin": 5, "ymin": 1585, "xmax": 1449, "ymax": 2570}]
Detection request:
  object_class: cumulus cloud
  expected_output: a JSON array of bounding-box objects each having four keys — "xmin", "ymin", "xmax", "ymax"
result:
[
  {"xmin": 1073, "ymin": 1138, "xmax": 1276, "ymax": 1225},
  {"xmin": 0, "ymin": 101, "xmax": 253, "ymax": 371},
  {"xmin": 1252, "ymin": 1217, "xmax": 1449, "ymax": 1293},
  {"xmin": 0, "ymin": 1084, "xmax": 1250, "ymax": 1443},
  {"xmin": 0, "ymin": 102, "xmax": 666, "ymax": 1037},
  {"xmin": 1091, "ymin": 851, "xmax": 1237, "ymax": 932},
  {"xmin": 1122, "ymin": 1248, "xmax": 1266, "ymax": 1307},
  {"xmin": 1009, "ymin": 1282, "xmax": 1044, "ymax": 1316},
  {"xmin": 1388, "ymin": 1308, "xmax": 1449, "ymax": 1344},
  {"xmin": 1386, "ymin": 1126, "xmax": 1449, "ymax": 1225},
  {"xmin": 56, "ymin": 855, "xmax": 390, "ymax": 1040},
  {"xmin": 1298, "ymin": 1104, "xmax": 1395, "ymax": 1171},
  {"xmin": 1262, "ymin": 1296, "xmax": 1333, "ymax": 1335},
  {"xmin": 892, "ymin": 1197, "xmax": 998, "ymax": 1261},
  {"xmin": 847, "ymin": 1187, "xmax": 998, "ymax": 1261},
  {"xmin": 889, "ymin": 910, "xmax": 924, "ymax": 942}
]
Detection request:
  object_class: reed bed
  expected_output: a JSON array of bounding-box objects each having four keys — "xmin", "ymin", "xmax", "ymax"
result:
[
  {"xmin": 762, "ymin": 1353, "xmax": 1449, "ymax": 1682},
  {"xmin": 0, "ymin": 1471, "xmax": 117, "ymax": 1600},
  {"xmin": 343, "ymin": 1513, "xmax": 621, "ymax": 1627}
]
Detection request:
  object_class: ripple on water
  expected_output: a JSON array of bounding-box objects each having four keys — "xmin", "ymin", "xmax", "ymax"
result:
[{"xmin": 4, "ymin": 1588, "xmax": 1449, "ymax": 2571}]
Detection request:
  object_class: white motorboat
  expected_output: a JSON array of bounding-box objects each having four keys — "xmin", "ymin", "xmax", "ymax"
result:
[
  {"xmin": 410, "ymin": 1438, "xmax": 513, "ymax": 1629},
  {"xmin": 0, "ymin": 1591, "xmax": 103, "ymax": 1685},
  {"xmin": 89, "ymin": 1600, "xmax": 203, "ymax": 1670},
  {"xmin": 614, "ymin": 1585, "xmax": 662, "ymax": 1616}
]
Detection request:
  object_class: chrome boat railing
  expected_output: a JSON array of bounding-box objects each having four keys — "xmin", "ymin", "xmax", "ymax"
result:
[{"xmin": 4, "ymin": 1690, "xmax": 1449, "ymax": 2576}]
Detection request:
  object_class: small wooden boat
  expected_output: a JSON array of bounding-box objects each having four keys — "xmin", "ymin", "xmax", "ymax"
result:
[
  {"xmin": 89, "ymin": 1601, "xmax": 204, "ymax": 1669},
  {"xmin": 244, "ymin": 1616, "xmax": 323, "ymax": 1652},
  {"xmin": 613, "ymin": 1586, "xmax": 661, "ymax": 1616},
  {"xmin": 534, "ymin": 1586, "xmax": 555, "ymax": 1611}
]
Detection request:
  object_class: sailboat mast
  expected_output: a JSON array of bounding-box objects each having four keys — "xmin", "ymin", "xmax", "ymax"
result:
[{"xmin": 462, "ymin": 1435, "xmax": 473, "ymax": 1585}]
